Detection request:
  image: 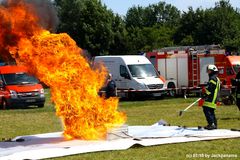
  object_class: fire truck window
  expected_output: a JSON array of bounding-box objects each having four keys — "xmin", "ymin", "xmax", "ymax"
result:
[
  {"xmin": 233, "ymin": 65, "xmax": 240, "ymax": 73},
  {"xmin": 226, "ymin": 68, "xmax": 234, "ymax": 75},
  {"xmin": 0, "ymin": 75, "xmax": 3, "ymax": 87},
  {"xmin": 218, "ymin": 68, "xmax": 224, "ymax": 74}
]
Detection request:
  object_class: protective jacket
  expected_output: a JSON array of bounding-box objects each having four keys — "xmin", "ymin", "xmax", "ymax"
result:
[
  {"xmin": 235, "ymin": 71, "xmax": 240, "ymax": 110},
  {"xmin": 202, "ymin": 73, "xmax": 220, "ymax": 109},
  {"xmin": 106, "ymin": 79, "xmax": 117, "ymax": 98},
  {"xmin": 235, "ymin": 71, "xmax": 240, "ymax": 93}
]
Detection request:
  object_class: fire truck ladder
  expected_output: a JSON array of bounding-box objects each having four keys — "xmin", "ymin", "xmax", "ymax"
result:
[{"xmin": 191, "ymin": 51, "xmax": 198, "ymax": 86}]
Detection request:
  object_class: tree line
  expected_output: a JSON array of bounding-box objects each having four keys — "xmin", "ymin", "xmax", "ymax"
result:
[{"xmin": 54, "ymin": 0, "xmax": 240, "ymax": 56}]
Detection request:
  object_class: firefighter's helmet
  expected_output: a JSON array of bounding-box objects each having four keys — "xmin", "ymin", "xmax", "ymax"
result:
[
  {"xmin": 108, "ymin": 73, "xmax": 112, "ymax": 79},
  {"xmin": 207, "ymin": 64, "xmax": 218, "ymax": 72}
]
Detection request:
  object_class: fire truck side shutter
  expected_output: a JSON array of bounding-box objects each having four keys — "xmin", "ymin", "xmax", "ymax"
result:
[{"xmin": 200, "ymin": 57, "xmax": 215, "ymax": 84}]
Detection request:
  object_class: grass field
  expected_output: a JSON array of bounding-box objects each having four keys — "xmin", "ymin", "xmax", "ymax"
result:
[{"xmin": 0, "ymin": 89, "xmax": 239, "ymax": 160}]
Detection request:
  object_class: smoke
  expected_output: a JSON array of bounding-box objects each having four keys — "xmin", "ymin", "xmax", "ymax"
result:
[
  {"xmin": 0, "ymin": 0, "xmax": 59, "ymax": 32},
  {"xmin": 0, "ymin": 0, "xmax": 59, "ymax": 63},
  {"xmin": 26, "ymin": 0, "xmax": 59, "ymax": 32}
]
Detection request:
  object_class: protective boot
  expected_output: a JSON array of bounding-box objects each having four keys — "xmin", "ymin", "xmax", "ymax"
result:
[{"xmin": 204, "ymin": 123, "xmax": 217, "ymax": 130}]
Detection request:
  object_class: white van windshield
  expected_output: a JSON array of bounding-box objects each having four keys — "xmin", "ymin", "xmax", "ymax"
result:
[
  {"xmin": 127, "ymin": 64, "xmax": 158, "ymax": 78},
  {"xmin": 3, "ymin": 73, "xmax": 39, "ymax": 85}
]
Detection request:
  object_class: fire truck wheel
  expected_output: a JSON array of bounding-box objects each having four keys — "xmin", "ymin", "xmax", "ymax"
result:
[
  {"xmin": 167, "ymin": 82, "xmax": 176, "ymax": 97},
  {"xmin": 169, "ymin": 90, "xmax": 176, "ymax": 97},
  {"xmin": 1, "ymin": 99, "xmax": 9, "ymax": 110},
  {"xmin": 222, "ymin": 95, "xmax": 235, "ymax": 105},
  {"xmin": 37, "ymin": 104, "xmax": 44, "ymax": 108}
]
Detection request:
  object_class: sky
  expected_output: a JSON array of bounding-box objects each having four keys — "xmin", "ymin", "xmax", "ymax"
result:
[{"xmin": 101, "ymin": 0, "xmax": 240, "ymax": 15}]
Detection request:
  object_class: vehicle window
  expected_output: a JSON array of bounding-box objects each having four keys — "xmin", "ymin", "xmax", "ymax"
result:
[
  {"xmin": 0, "ymin": 75, "xmax": 3, "ymax": 81},
  {"xmin": 120, "ymin": 65, "xmax": 129, "ymax": 77},
  {"xmin": 127, "ymin": 64, "xmax": 158, "ymax": 78},
  {"xmin": 226, "ymin": 67, "xmax": 234, "ymax": 75},
  {"xmin": 233, "ymin": 65, "xmax": 240, "ymax": 74},
  {"xmin": 218, "ymin": 68, "xmax": 224, "ymax": 74},
  {"xmin": 3, "ymin": 73, "xmax": 39, "ymax": 85},
  {"xmin": 150, "ymin": 56, "xmax": 156, "ymax": 66},
  {"xmin": 0, "ymin": 75, "xmax": 3, "ymax": 86}
]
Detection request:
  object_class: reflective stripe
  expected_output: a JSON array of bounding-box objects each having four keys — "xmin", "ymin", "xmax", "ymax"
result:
[
  {"xmin": 212, "ymin": 77, "xmax": 220, "ymax": 104},
  {"xmin": 209, "ymin": 80, "xmax": 217, "ymax": 85},
  {"xmin": 205, "ymin": 89, "xmax": 211, "ymax": 95},
  {"xmin": 203, "ymin": 77, "xmax": 220, "ymax": 109},
  {"xmin": 204, "ymin": 101, "xmax": 216, "ymax": 108},
  {"xmin": 237, "ymin": 94, "xmax": 240, "ymax": 99}
]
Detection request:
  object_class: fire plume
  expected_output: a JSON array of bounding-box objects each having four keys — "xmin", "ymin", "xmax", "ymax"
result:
[{"xmin": 0, "ymin": 0, "xmax": 126, "ymax": 140}]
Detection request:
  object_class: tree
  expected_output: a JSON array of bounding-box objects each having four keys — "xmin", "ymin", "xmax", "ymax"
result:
[
  {"xmin": 125, "ymin": 26, "xmax": 174, "ymax": 54},
  {"xmin": 125, "ymin": 2, "xmax": 180, "ymax": 28},
  {"xmin": 125, "ymin": 6, "xmax": 145, "ymax": 29},
  {"xmin": 174, "ymin": 7, "xmax": 205, "ymax": 45},
  {"xmin": 125, "ymin": 2, "xmax": 180, "ymax": 53},
  {"xmin": 141, "ymin": 26, "xmax": 174, "ymax": 51},
  {"xmin": 55, "ymin": 0, "xmax": 114, "ymax": 56},
  {"xmin": 108, "ymin": 14, "xmax": 129, "ymax": 55},
  {"xmin": 174, "ymin": 0, "xmax": 240, "ymax": 52},
  {"xmin": 146, "ymin": 2, "xmax": 180, "ymax": 28},
  {"xmin": 203, "ymin": 0, "xmax": 240, "ymax": 46}
]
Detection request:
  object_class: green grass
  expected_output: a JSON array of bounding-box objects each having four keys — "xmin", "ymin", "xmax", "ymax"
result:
[{"xmin": 0, "ymin": 90, "xmax": 239, "ymax": 160}]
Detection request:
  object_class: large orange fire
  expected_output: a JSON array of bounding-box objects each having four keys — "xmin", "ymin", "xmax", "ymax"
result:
[{"xmin": 0, "ymin": 0, "xmax": 126, "ymax": 140}]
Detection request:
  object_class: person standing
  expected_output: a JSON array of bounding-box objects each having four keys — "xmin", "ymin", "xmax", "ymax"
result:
[
  {"xmin": 105, "ymin": 73, "xmax": 117, "ymax": 98},
  {"xmin": 234, "ymin": 67, "xmax": 240, "ymax": 111},
  {"xmin": 201, "ymin": 64, "xmax": 221, "ymax": 130}
]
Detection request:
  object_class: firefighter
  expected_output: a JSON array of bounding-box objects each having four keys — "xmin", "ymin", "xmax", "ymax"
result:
[
  {"xmin": 201, "ymin": 64, "xmax": 220, "ymax": 130},
  {"xmin": 105, "ymin": 73, "xmax": 117, "ymax": 98},
  {"xmin": 235, "ymin": 67, "xmax": 240, "ymax": 111}
]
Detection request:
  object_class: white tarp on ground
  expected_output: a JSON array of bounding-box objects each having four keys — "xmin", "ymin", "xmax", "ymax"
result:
[{"xmin": 0, "ymin": 125, "xmax": 240, "ymax": 160}]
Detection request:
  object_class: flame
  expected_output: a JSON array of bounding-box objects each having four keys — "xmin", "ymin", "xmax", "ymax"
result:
[{"xmin": 0, "ymin": 0, "xmax": 126, "ymax": 140}]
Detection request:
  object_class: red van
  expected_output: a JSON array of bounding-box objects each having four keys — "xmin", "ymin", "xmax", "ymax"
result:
[{"xmin": 0, "ymin": 65, "xmax": 45, "ymax": 109}]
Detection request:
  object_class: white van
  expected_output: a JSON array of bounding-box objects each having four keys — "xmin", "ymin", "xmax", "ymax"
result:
[{"xmin": 94, "ymin": 55, "xmax": 166, "ymax": 99}]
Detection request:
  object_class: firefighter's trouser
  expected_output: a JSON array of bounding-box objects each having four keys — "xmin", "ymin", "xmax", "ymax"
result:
[
  {"xmin": 236, "ymin": 92, "xmax": 240, "ymax": 111},
  {"xmin": 203, "ymin": 106, "xmax": 217, "ymax": 126}
]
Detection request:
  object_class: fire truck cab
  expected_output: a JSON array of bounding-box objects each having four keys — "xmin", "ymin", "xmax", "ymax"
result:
[
  {"xmin": 146, "ymin": 45, "xmax": 239, "ymax": 102},
  {"xmin": 0, "ymin": 65, "xmax": 45, "ymax": 109},
  {"xmin": 224, "ymin": 56, "xmax": 240, "ymax": 85}
]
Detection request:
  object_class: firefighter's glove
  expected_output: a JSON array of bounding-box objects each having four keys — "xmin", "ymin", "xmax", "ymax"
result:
[{"xmin": 201, "ymin": 93, "xmax": 207, "ymax": 100}]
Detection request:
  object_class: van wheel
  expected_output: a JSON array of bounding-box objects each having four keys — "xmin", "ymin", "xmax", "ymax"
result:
[
  {"xmin": 1, "ymin": 99, "xmax": 9, "ymax": 110},
  {"xmin": 37, "ymin": 104, "xmax": 44, "ymax": 108},
  {"xmin": 128, "ymin": 92, "xmax": 136, "ymax": 101}
]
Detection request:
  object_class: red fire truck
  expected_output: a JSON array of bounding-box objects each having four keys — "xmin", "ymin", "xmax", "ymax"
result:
[{"xmin": 146, "ymin": 45, "xmax": 240, "ymax": 104}]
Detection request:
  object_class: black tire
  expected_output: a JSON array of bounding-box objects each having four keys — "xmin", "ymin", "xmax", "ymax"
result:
[
  {"xmin": 1, "ymin": 99, "xmax": 9, "ymax": 110},
  {"xmin": 169, "ymin": 90, "xmax": 176, "ymax": 97},
  {"xmin": 222, "ymin": 95, "xmax": 235, "ymax": 105},
  {"xmin": 128, "ymin": 92, "xmax": 137, "ymax": 101},
  {"xmin": 230, "ymin": 95, "xmax": 235, "ymax": 105},
  {"xmin": 37, "ymin": 104, "xmax": 44, "ymax": 108},
  {"xmin": 167, "ymin": 82, "xmax": 176, "ymax": 97},
  {"xmin": 196, "ymin": 92, "xmax": 202, "ymax": 97}
]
